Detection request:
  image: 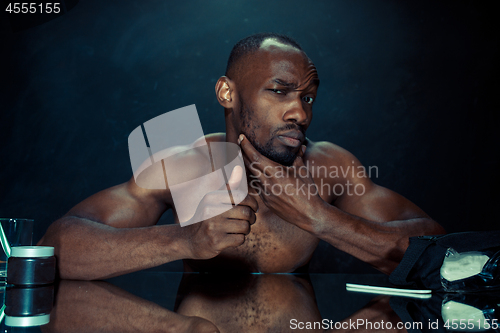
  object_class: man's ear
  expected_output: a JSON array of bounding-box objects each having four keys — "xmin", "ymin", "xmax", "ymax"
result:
[{"xmin": 215, "ymin": 76, "xmax": 235, "ymax": 108}]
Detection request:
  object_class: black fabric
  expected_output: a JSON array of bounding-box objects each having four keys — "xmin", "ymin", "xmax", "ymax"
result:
[
  {"xmin": 390, "ymin": 231, "xmax": 500, "ymax": 291},
  {"xmin": 390, "ymin": 294, "xmax": 446, "ymax": 333}
]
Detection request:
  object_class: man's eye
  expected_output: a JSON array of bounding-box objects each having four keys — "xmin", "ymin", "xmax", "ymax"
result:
[
  {"xmin": 303, "ymin": 96, "xmax": 314, "ymax": 104},
  {"xmin": 270, "ymin": 89, "xmax": 286, "ymax": 95}
]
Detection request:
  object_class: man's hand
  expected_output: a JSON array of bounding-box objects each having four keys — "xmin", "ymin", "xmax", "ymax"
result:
[
  {"xmin": 181, "ymin": 166, "xmax": 258, "ymax": 260},
  {"xmin": 238, "ymin": 134, "xmax": 325, "ymax": 233}
]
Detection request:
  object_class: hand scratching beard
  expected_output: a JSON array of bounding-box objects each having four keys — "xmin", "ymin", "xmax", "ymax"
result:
[{"xmin": 239, "ymin": 96, "xmax": 302, "ymax": 167}]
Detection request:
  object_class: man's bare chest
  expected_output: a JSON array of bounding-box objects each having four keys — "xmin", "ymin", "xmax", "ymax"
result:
[{"xmin": 215, "ymin": 194, "xmax": 320, "ymax": 272}]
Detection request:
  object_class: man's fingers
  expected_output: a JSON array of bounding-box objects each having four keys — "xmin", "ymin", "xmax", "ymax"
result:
[
  {"xmin": 198, "ymin": 203, "xmax": 233, "ymax": 220},
  {"xmin": 224, "ymin": 219, "xmax": 252, "ymax": 235},
  {"xmin": 203, "ymin": 190, "xmax": 236, "ymax": 205},
  {"xmin": 300, "ymin": 144, "xmax": 307, "ymax": 157},
  {"xmin": 292, "ymin": 145, "xmax": 307, "ymax": 168},
  {"xmin": 235, "ymin": 192, "xmax": 259, "ymax": 215},
  {"xmin": 238, "ymin": 134, "xmax": 261, "ymax": 167},
  {"xmin": 238, "ymin": 134, "xmax": 274, "ymax": 170},
  {"xmin": 220, "ymin": 233, "xmax": 246, "ymax": 248},
  {"xmin": 222, "ymin": 205, "xmax": 256, "ymax": 224}
]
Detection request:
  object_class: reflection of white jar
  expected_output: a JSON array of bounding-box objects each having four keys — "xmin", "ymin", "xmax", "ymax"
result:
[
  {"xmin": 4, "ymin": 284, "xmax": 54, "ymax": 328},
  {"xmin": 7, "ymin": 246, "xmax": 56, "ymax": 286},
  {"xmin": 5, "ymin": 313, "xmax": 51, "ymax": 328},
  {"xmin": 441, "ymin": 300, "xmax": 487, "ymax": 332}
]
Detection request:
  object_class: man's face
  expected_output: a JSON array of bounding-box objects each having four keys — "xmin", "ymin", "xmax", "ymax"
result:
[{"xmin": 234, "ymin": 40, "xmax": 319, "ymax": 166}]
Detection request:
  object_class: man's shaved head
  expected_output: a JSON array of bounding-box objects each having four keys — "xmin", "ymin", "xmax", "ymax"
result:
[{"xmin": 225, "ymin": 33, "xmax": 304, "ymax": 82}]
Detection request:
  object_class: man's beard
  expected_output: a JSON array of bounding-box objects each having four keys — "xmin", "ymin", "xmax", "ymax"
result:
[{"xmin": 239, "ymin": 96, "xmax": 304, "ymax": 167}]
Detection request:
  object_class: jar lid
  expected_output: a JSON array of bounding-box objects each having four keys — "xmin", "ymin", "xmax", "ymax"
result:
[
  {"xmin": 5, "ymin": 314, "xmax": 51, "ymax": 327},
  {"xmin": 10, "ymin": 246, "xmax": 54, "ymax": 258}
]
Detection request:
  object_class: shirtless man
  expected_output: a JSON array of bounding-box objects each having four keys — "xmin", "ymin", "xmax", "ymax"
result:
[{"xmin": 38, "ymin": 33, "xmax": 445, "ymax": 280}]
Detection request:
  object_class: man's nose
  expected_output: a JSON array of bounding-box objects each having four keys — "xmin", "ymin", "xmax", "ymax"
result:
[{"xmin": 282, "ymin": 97, "xmax": 309, "ymax": 126}]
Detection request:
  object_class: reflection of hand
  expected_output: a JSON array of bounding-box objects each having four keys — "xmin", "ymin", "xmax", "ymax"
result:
[
  {"xmin": 181, "ymin": 166, "xmax": 259, "ymax": 260},
  {"xmin": 41, "ymin": 280, "xmax": 219, "ymax": 333},
  {"xmin": 239, "ymin": 134, "xmax": 325, "ymax": 233}
]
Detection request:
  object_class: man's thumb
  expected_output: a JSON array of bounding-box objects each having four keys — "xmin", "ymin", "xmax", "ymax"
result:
[
  {"xmin": 292, "ymin": 145, "xmax": 307, "ymax": 168},
  {"xmin": 227, "ymin": 165, "xmax": 243, "ymax": 189}
]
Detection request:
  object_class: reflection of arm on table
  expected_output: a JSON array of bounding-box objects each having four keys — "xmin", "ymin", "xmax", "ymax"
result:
[{"xmin": 41, "ymin": 280, "xmax": 219, "ymax": 333}]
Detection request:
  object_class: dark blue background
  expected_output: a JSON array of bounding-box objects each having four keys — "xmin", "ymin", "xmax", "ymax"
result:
[{"xmin": 1, "ymin": 0, "xmax": 498, "ymax": 272}]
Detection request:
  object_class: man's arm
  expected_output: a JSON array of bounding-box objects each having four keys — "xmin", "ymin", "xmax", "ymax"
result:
[
  {"xmin": 39, "ymin": 162, "xmax": 258, "ymax": 280},
  {"xmin": 239, "ymin": 135, "xmax": 445, "ymax": 275},
  {"xmin": 37, "ymin": 178, "xmax": 189, "ymax": 280},
  {"xmin": 310, "ymin": 143, "xmax": 445, "ymax": 274}
]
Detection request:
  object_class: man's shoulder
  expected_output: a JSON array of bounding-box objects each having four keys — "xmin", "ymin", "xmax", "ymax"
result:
[
  {"xmin": 135, "ymin": 136, "xmax": 220, "ymax": 191},
  {"xmin": 305, "ymin": 139, "xmax": 357, "ymax": 167},
  {"xmin": 204, "ymin": 132, "xmax": 226, "ymax": 143}
]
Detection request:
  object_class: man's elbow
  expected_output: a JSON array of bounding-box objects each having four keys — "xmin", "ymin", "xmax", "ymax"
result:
[
  {"xmin": 421, "ymin": 217, "xmax": 446, "ymax": 236},
  {"xmin": 37, "ymin": 218, "xmax": 92, "ymax": 280}
]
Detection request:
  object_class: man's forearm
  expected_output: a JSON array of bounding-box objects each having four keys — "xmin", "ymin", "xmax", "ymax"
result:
[
  {"xmin": 310, "ymin": 201, "xmax": 445, "ymax": 274},
  {"xmin": 38, "ymin": 216, "xmax": 190, "ymax": 280}
]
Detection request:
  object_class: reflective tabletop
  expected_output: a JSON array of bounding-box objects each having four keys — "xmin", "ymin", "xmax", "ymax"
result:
[{"xmin": 1, "ymin": 271, "xmax": 499, "ymax": 333}]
